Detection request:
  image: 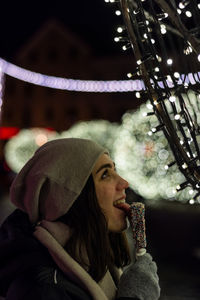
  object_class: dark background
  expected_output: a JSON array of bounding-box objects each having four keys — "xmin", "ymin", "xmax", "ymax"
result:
[{"xmin": 0, "ymin": 0, "xmax": 123, "ymax": 61}]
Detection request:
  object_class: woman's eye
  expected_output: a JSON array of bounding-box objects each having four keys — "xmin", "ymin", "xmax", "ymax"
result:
[{"xmin": 101, "ymin": 169, "xmax": 109, "ymax": 179}]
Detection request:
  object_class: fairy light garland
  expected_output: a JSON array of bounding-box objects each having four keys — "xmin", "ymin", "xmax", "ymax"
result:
[
  {"xmin": 0, "ymin": 57, "xmax": 200, "ymax": 93},
  {"xmin": 0, "ymin": 57, "xmax": 145, "ymax": 93},
  {"xmin": 105, "ymin": 0, "xmax": 200, "ymax": 203}
]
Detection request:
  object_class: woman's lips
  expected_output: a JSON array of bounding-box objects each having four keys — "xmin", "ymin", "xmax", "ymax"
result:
[{"xmin": 113, "ymin": 200, "xmax": 130, "ymax": 214}]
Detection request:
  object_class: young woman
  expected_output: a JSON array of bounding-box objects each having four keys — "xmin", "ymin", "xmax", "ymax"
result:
[{"xmin": 0, "ymin": 138, "xmax": 160, "ymax": 300}]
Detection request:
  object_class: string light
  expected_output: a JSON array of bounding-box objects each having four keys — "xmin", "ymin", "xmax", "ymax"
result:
[
  {"xmin": 137, "ymin": 59, "xmax": 142, "ymax": 65},
  {"xmin": 160, "ymin": 24, "xmax": 167, "ymax": 34},
  {"xmin": 0, "ymin": 57, "xmax": 199, "ymax": 94},
  {"xmin": 175, "ymin": 114, "xmax": 181, "ymax": 120},
  {"xmin": 117, "ymin": 26, "xmax": 124, "ymax": 33},
  {"xmin": 189, "ymin": 199, "xmax": 195, "ymax": 204},
  {"xmin": 114, "ymin": 37, "xmax": 120, "ymax": 42},
  {"xmin": 0, "ymin": 58, "xmax": 147, "ymax": 93},
  {"xmin": 174, "ymin": 72, "xmax": 180, "ymax": 78},
  {"xmin": 185, "ymin": 11, "xmax": 192, "ymax": 17},
  {"xmin": 135, "ymin": 91, "xmax": 141, "ymax": 98},
  {"xmin": 115, "ymin": 10, "xmax": 121, "ymax": 16},
  {"xmin": 157, "ymin": 13, "xmax": 168, "ymax": 20},
  {"xmin": 169, "ymin": 95, "xmax": 176, "ymax": 102},
  {"xmin": 167, "ymin": 58, "xmax": 173, "ymax": 65},
  {"xmin": 182, "ymin": 162, "xmax": 188, "ymax": 169}
]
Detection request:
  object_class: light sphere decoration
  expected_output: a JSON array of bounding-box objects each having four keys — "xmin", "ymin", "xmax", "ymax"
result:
[
  {"xmin": 4, "ymin": 121, "xmax": 120, "ymax": 174},
  {"xmin": 113, "ymin": 92, "xmax": 200, "ymax": 203},
  {"xmin": 4, "ymin": 128, "xmax": 58, "ymax": 173},
  {"xmin": 107, "ymin": 0, "xmax": 200, "ymax": 203},
  {"xmin": 60, "ymin": 119, "xmax": 120, "ymax": 157}
]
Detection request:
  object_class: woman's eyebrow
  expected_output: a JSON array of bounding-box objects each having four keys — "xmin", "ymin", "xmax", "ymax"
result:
[{"xmin": 95, "ymin": 162, "xmax": 115, "ymax": 174}]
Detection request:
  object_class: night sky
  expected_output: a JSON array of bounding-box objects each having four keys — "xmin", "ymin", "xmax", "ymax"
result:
[{"xmin": 0, "ymin": 0, "xmax": 124, "ymax": 62}]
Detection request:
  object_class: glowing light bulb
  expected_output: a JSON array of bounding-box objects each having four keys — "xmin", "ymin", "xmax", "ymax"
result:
[
  {"xmin": 155, "ymin": 67, "xmax": 159, "ymax": 72},
  {"xmin": 182, "ymin": 163, "xmax": 188, "ymax": 169},
  {"xmin": 117, "ymin": 27, "xmax": 123, "ymax": 33},
  {"xmin": 156, "ymin": 55, "xmax": 162, "ymax": 62},
  {"xmin": 169, "ymin": 95, "xmax": 176, "ymax": 102},
  {"xmin": 115, "ymin": 10, "xmax": 121, "ymax": 16},
  {"xmin": 198, "ymin": 54, "xmax": 200, "ymax": 62},
  {"xmin": 160, "ymin": 24, "xmax": 167, "ymax": 34},
  {"xmin": 127, "ymin": 73, "xmax": 132, "ymax": 78},
  {"xmin": 185, "ymin": 11, "xmax": 192, "ymax": 17},
  {"xmin": 137, "ymin": 59, "xmax": 142, "ymax": 65},
  {"xmin": 179, "ymin": 2, "xmax": 185, "ymax": 9},
  {"xmin": 184, "ymin": 46, "xmax": 193, "ymax": 55},
  {"xmin": 114, "ymin": 37, "xmax": 120, "ymax": 42},
  {"xmin": 189, "ymin": 199, "xmax": 195, "ymax": 204},
  {"xmin": 174, "ymin": 72, "xmax": 180, "ymax": 78},
  {"xmin": 177, "ymin": 8, "xmax": 182, "ymax": 14},
  {"xmin": 136, "ymin": 92, "xmax": 141, "ymax": 98},
  {"xmin": 167, "ymin": 58, "xmax": 173, "ymax": 65},
  {"xmin": 175, "ymin": 114, "xmax": 181, "ymax": 120}
]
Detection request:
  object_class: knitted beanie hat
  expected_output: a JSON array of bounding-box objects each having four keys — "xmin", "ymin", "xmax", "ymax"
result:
[{"xmin": 10, "ymin": 138, "xmax": 106, "ymax": 223}]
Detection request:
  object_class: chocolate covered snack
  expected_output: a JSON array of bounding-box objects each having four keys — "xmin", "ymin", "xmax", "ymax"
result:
[{"xmin": 128, "ymin": 202, "xmax": 147, "ymax": 254}]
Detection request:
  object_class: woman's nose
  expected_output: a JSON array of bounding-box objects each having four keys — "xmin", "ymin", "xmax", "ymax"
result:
[{"xmin": 117, "ymin": 176, "xmax": 129, "ymax": 190}]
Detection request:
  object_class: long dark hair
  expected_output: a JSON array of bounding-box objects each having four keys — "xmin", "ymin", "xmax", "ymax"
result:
[{"xmin": 58, "ymin": 175, "xmax": 131, "ymax": 282}]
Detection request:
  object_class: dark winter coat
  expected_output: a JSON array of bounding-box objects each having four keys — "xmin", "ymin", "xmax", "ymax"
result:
[{"xmin": 0, "ymin": 210, "xmax": 139, "ymax": 300}]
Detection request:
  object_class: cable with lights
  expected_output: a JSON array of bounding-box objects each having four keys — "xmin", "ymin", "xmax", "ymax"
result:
[{"xmin": 106, "ymin": 0, "xmax": 200, "ymax": 203}]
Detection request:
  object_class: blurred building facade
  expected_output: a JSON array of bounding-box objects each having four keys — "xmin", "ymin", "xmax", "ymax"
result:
[{"xmin": 1, "ymin": 19, "xmax": 141, "ymax": 132}]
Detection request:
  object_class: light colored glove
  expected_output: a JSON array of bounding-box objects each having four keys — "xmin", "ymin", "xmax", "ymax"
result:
[{"xmin": 117, "ymin": 253, "xmax": 160, "ymax": 300}]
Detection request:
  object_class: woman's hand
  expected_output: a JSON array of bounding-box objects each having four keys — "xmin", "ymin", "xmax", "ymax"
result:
[{"xmin": 117, "ymin": 253, "xmax": 160, "ymax": 300}]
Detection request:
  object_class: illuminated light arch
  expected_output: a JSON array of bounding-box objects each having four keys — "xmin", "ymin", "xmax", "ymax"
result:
[
  {"xmin": 0, "ymin": 57, "xmax": 199, "ymax": 93},
  {"xmin": 0, "ymin": 57, "xmax": 145, "ymax": 93}
]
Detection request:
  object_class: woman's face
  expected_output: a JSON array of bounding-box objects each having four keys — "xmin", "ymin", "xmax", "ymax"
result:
[{"xmin": 92, "ymin": 153, "xmax": 129, "ymax": 232}]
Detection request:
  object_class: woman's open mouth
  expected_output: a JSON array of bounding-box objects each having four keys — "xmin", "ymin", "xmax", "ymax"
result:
[{"xmin": 113, "ymin": 199, "xmax": 126, "ymax": 206}]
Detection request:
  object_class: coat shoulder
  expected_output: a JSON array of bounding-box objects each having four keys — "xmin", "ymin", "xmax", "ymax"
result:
[{"xmin": 6, "ymin": 266, "xmax": 92, "ymax": 300}]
